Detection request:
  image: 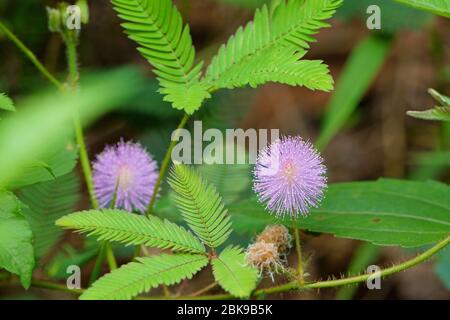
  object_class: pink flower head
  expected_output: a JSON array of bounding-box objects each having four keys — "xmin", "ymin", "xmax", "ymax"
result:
[
  {"xmin": 253, "ymin": 136, "xmax": 327, "ymax": 219},
  {"xmin": 93, "ymin": 140, "xmax": 159, "ymax": 213}
]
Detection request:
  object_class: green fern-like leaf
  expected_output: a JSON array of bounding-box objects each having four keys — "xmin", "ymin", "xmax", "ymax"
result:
[
  {"xmin": 18, "ymin": 172, "xmax": 80, "ymax": 258},
  {"xmin": 168, "ymin": 164, "xmax": 232, "ymax": 248},
  {"xmin": 81, "ymin": 254, "xmax": 208, "ymax": 300},
  {"xmin": 0, "ymin": 93, "xmax": 15, "ymax": 112},
  {"xmin": 56, "ymin": 209, "xmax": 205, "ymax": 254},
  {"xmin": 212, "ymin": 46, "xmax": 333, "ymax": 91},
  {"xmin": 407, "ymin": 89, "xmax": 450, "ymax": 122},
  {"xmin": 211, "ymin": 246, "xmax": 259, "ymax": 298},
  {"xmin": 395, "ymin": 0, "xmax": 450, "ymax": 18},
  {"xmin": 205, "ymin": 0, "xmax": 342, "ymax": 90},
  {"xmin": 111, "ymin": 0, "xmax": 210, "ymax": 113}
]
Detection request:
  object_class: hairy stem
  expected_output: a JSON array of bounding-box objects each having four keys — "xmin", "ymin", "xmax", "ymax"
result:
[
  {"xmin": 335, "ymin": 242, "xmax": 381, "ymax": 300},
  {"xmin": 146, "ymin": 113, "xmax": 190, "ymax": 216},
  {"xmin": 257, "ymin": 233, "xmax": 450, "ymax": 296},
  {"xmin": 66, "ymin": 32, "xmax": 115, "ymax": 275},
  {"xmin": 140, "ymin": 233, "xmax": 450, "ymax": 300},
  {"xmin": 65, "ymin": 39, "xmax": 99, "ymax": 209},
  {"xmin": 190, "ymin": 282, "xmax": 218, "ymax": 297},
  {"xmin": 3, "ymin": 234, "xmax": 448, "ymax": 299},
  {"xmin": 0, "ymin": 21, "xmax": 64, "ymax": 90},
  {"xmin": 292, "ymin": 221, "xmax": 304, "ymax": 284}
]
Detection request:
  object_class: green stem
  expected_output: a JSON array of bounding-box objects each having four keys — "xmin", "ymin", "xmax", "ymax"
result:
[
  {"xmin": 105, "ymin": 243, "xmax": 118, "ymax": 270},
  {"xmin": 3, "ymin": 234, "xmax": 448, "ymax": 299},
  {"xmin": 146, "ymin": 113, "xmax": 189, "ymax": 216},
  {"xmin": 0, "ymin": 279, "xmax": 83, "ymax": 295},
  {"xmin": 31, "ymin": 280, "xmax": 84, "ymax": 295},
  {"xmin": 89, "ymin": 183, "xmax": 119, "ymax": 284},
  {"xmin": 190, "ymin": 282, "xmax": 218, "ymax": 297},
  {"xmin": 0, "ymin": 20, "xmax": 99, "ymax": 209},
  {"xmin": 89, "ymin": 242, "xmax": 108, "ymax": 285},
  {"xmin": 66, "ymin": 40, "xmax": 78, "ymax": 87},
  {"xmin": 144, "ymin": 234, "xmax": 450, "ymax": 300},
  {"xmin": 0, "ymin": 21, "xmax": 64, "ymax": 90},
  {"xmin": 65, "ymin": 38, "xmax": 99, "ymax": 209},
  {"xmin": 256, "ymin": 233, "xmax": 450, "ymax": 296},
  {"xmin": 292, "ymin": 221, "xmax": 304, "ymax": 284},
  {"xmin": 66, "ymin": 32, "xmax": 115, "ymax": 275},
  {"xmin": 335, "ymin": 242, "xmax": 381, "ymax": 300}
]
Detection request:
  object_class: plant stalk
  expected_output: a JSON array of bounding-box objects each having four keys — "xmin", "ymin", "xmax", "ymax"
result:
[
  {"xmin": 292, "ymin": 221, "xmax": 305, "ymax": 284},
  {"xmin": 89, "ymin": 242, "xmax": 108, "ymax": 285},
  {"xmin": 146, "ymin": 113, "xmax": 189, "ymax": 216},
  {"xmin": 4, "ymin": 234, "xmax": 448, "ymax": 299},
  {"xmin": 0, "ymin": 21, "xmax": 64, "ymax": 90},
  {"xmin": 140, "ymin": 233, "xmax": 450, "ymax": 300},
  {"xmin": 65, "ymin": 31, "xmax": 116, "ymax": 274},
  {"xmin": 65, "ymin": 38, "xmax": 99, "ymax": 209}
]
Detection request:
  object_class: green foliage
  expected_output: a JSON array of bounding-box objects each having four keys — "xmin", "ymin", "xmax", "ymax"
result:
[
  {"xmin": 81, "ymin": 254, "xmax": 208, "ymax": 300},
  {"xmin": 408, "ymin": 107, "xmax": 450, "ymax": 121},
  {"xmin": 169, "ymin": 164, "xmax": 232, "ymax": 248},
  {"xmin": 0, "ymin": 190, "xmax": 34, "ymax": 288},
  {"xmin": 407, "ymin": 89, "xmax": 450, "ymax": 122},
  {"xmin": 205, "ymin": 0, "xmax": 341, "ymax": 91},
  {"xmin": 8, "ymin": 139, "xmax": 78, "ymax": 190},
  {"xmin": 410, "ymin": 151, "xmax": 450, "ymax": 181},
  {"xmin": 395, "ymin": 0, "xmax": 450, "ymax": 18},
  {"xmin": 46, "ymin": 240, "xmax": 99, "ymax": 280},
  {"xmin": 208, "ymin": 47, "xmax": 333, "ymax": 91},
  {"xmin": 0, "ymin": 68, "xmax": 142, "ymax": 189},
  {"xmin": 337, "ymin": 0, "xmax": 432, "ymax": 34},
  {"xmin": 110, "ymin": 0, "xmax": 210, "ymax": 113},
  {"xmin": 18, "ymin": 172, "xmax": 79, "ymax": 258},
  {"xmin": 56, "ymin": 209, "xmax": 206, "ymax": 254},
  {"xmin": 231, "ymin": 179, "xmax": 450, "ymax": 247},
  {"xmin": 211, "ymin": 246, "xmax": 259, "ymax": 298},
  {"xmin": 0, "ymin": 93, "xmax": 15, "ymax": 112},
  {"xmin": 317, "ymin": 35, "xmax": 391, "ymax": 150},
  {"xmin": 198, "ymin": 162, "xmax": 252, "ymax": 205}
]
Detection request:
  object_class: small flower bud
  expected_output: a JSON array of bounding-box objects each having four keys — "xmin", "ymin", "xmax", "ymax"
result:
[
  {"xmin": 245, "ymin": 241, "xmax": 284, "ymax": 280},
  {"xmin": 46, "ymin": 6, "xmax": 63, "ymax": 33},
  {"xmin": 256, "ymin": 224, "xmax": 292, "ymax": 254},
  {"xmin": 76, "ymin": 0, "xmax": 89, "ymax": 24}
]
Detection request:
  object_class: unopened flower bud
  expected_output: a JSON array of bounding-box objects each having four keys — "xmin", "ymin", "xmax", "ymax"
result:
[{"xmin": 256, "ymin": 224, "xmax": 292, "ymax": 253}]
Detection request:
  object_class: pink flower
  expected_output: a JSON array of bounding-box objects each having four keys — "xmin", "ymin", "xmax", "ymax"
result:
[
  {"xmin": 93, "ymin": 140, "xmax": 159, "ymax": 213},
  {"xmin": 253, "ymin": 136, "xmax": 327, "ymax": 218}
]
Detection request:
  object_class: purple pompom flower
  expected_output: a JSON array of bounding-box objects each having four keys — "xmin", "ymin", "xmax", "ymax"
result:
[
  {"xmin": 93, "ymin": 140, "xmax": 159, "ymax": 213},
  {"xmin": 253, "ymin": 136, "xmax": 327, "ymax": 219}
]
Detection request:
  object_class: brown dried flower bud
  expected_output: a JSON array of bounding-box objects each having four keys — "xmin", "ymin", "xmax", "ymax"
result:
[
  {"xmin": 256, "ymin": 224, "xmax": 292, "ymax": 253},
  {"xmin": 245, "ymin": 241, "xmax": 284, "ymax": 280}
]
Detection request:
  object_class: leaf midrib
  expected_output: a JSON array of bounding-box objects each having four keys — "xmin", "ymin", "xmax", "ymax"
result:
[
  {"xmin": 310, "ymin": 210, "xmax": 450, "ymax": 227},
  {"xmin": 91, "ymin": 255, "xmax": 206, "ymax": 299},
  {"xmin": 214, "ymin": 255, "xmax": 244, "ymax": 295},
  {"xmin": 131, "ymin": 0, "xmax": 191, "ymax": 83},
  {"xmin": 73, "ymin": 222, "xmax": 203, "ymax": 253},
  {"xmin": 179, "ymin": 174, "xmax": 216, "ymax": 247}
]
